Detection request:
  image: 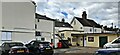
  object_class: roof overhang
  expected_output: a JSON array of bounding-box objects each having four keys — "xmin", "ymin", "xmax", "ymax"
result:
[{"xmin": 59, "ymin": 30, "xmax": 84, "ymax": 32}]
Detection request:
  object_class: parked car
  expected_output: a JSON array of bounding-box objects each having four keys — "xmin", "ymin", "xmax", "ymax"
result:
[
  {"xmin": 25, "ymin": 40, "xmax": 54, "ymax": 55},
  {"xmin": 95, "ymin": 48, "xmax": 120, "ymax": 55},
  {"xmin": 104, "ymin": 37, "xmax": 120, "ymax": 48},
  {"xmin": 0, "ymin": 42, "xmax": 29, "ymax": 55}
]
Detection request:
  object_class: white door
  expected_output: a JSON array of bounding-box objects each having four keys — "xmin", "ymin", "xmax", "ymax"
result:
[{"xmin": 84, "ymin": 37, "xmax": 87, "ymax": 46}]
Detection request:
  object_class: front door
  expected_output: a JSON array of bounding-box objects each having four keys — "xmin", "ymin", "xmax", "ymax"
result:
[
  {"xmin": 84, "ymin": 37, "xmax": 87, "ymax": 46},
  {"xmin": 99, "ymin": 36, "xmax": 108, "ymax": 47}
]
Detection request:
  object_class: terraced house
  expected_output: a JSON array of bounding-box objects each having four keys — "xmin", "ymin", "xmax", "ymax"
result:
[{"xmin": 0, "ymin": 0, "xmax": 36, "ymax": 44}]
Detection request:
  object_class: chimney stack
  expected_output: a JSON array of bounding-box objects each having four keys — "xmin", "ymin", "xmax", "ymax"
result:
[{"xmin": 82, "ymin": 11, "xmax": 87, "ymax": 19}]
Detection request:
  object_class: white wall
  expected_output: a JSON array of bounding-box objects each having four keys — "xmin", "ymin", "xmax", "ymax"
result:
[
  {"xmin": 2, "ymin": 2, "xmax": 35, "ymax": 30},
  {"xmin": 84, "ymin": 27, "xmax": 101, "ymax": 33},
  {"xmin": 71, "ymin": 18, "xmax": 84, "ymax": 31},
  {"xmin": 36, "ymin": 19, "xmax": 54, "ymax": 33},
  {"xmin": 55, "ymin": 27, "xmax": 72, "ymax": 34},
  {"xmin": 36, "ymin": 19, "xmax": 54, "ymax": 42},
  {"xmin": 0, "ymin": 1, "xmax": 35, "ymax": 44},
  {"xmin": 0, "ymin": 1, "xmax": 2, "ymax": 45},
  {"xmin": 0, "ymin": 1, "xmax": 2, "ymax": 30},
  {"xmin": 12, "ymin": 32, "xmax": 35, "ymax": 43}
]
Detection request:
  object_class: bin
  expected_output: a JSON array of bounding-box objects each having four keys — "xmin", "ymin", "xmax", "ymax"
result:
[{"xmin": 57, "ymin": 42, "xmax": 62, "ymax": 48}]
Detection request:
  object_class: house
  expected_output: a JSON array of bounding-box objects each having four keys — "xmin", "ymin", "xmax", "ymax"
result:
[
  {"xmin": 0, "ymin": 0, "xmax": 36, "ymax": 44},
  {"xmin": 35, "ymin": 13, "xmax": 55, "ymax": 43},
  {"xmin": 70, "ymin": 11, "xmax": 119, "ymax": 47},
  {"xmin": 55, "ymin": 20, "xmax": 73, "ymax": 47},
  {"xmin": 70, "ymin": 11, "xmax": 102, "ymax": 46}
]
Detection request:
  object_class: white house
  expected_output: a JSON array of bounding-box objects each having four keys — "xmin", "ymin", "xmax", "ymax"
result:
[
  {"xmin": 70, "ymin": 11, "xmax": 102, "ymax": 46},
  {"xmin": 0, "ymin": 0, "xmax": 36, "ymax": 44},
  {"xmin": 35, "ymin": 13, "xmax": 55, "ymax": 43},
  {"xmin": 71, "ymin": 11, "xmax": 102, "ymax": 33}
]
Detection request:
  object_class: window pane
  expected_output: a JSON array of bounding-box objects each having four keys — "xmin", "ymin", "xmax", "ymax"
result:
[
  {"xmin": 61, "ymin": 33, "xmax": 64, "ymax": 38},
  {"xmin": 1, "ymin": 32, "xmax": 7, "ymax": 40},
  {"xmin": 7, "ymin": 32, "xmax": 12, "ymax": 40}
]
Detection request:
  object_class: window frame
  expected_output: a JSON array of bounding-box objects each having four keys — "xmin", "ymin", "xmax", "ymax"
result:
[
  {"xmin": 88, "ymin": 37, "xmax": 94, "ymax": 42},
  {"xmin": 1, "ymin": 32, "xmax": 12, "ymax": 41}
]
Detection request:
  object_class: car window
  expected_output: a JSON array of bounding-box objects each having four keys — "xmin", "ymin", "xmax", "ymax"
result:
[{"xmin": 113, "ymin": 39, "xmax": 120, "ymax": 43}]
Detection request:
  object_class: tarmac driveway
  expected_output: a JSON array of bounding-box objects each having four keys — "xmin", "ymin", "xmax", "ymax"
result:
[{"xmin": 54, "ymin": 46, "xmax": 101, "ymax": 55}]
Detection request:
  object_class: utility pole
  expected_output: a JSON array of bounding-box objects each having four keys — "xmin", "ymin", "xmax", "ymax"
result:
[{"xmin": 111, "ymin": 23, "xmax": 113, "ymax": 33}]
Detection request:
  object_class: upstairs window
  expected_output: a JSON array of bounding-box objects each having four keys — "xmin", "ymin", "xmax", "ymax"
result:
[
  {"xmin": 74, "ymin": 20, "xmax": 76, "ymax": 25},
  {"xmin": 90, "ymin": 29, "xmax": 92, "ymax": 32},
  {"xmin": 61, "ymin": 33, "xmax": 64, "ymax": 38},
  {"xmin": 95, "ymin": 29, "xmax": 97, "ymax": 32},
  {"xmin": 37, "ymin": 19, "xmax": 39, "ymax": 22},
  {"xmin": 80, "ymin": 27, "xmax": 82, "ymax": 29},
  {"xmin": 35, "ymin": 24, "xmax": 37, "ymax": 29}
]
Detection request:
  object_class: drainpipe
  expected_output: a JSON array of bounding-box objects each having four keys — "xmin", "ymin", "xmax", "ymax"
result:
[{"xmin": 53, "ymin": 21, "xmax": 55, "ymax": 48}]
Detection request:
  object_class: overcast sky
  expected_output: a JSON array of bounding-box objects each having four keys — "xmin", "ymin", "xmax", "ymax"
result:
[{"xmin": 33, "ymin": 0, "xmax": 119, "ymax": 28}]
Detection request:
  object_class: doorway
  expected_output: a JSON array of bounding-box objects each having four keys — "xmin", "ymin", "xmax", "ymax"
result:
[{"xmin": 99, "ymin": 36, "xmax": 108, "ymax": 47}]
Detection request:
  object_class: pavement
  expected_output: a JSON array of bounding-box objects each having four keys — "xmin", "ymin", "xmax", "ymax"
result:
[{"xmin": 54, "ymin": 46, "xmax": 100, "ymax": 55}]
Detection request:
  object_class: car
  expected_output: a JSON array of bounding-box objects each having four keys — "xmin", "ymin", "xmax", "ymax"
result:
[
  {"xmin": 103, "ymin": 37, "xmax": 120, "ymax": 48},
  {"xmin": 25, "ymin": 40, "xmax": 54, "ymax": 55},
  {"xmin": 95, "ymin": 48, "xmax": 120, "ymax": 55},
  {"xmin": 0, "ymin": 42, "xmax": 29, "ymax": 55}
]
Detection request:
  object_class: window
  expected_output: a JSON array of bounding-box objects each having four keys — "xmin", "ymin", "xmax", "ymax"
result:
[
  {"xmin": 90, "ymin": 29, "xmax": 92, "ymax": 32},
  {"xmin": 35, "ymin": 24, "xmax": 37, "ymax": 29},
  {"xmin": 1, "ymin": 32, "xmax": 12, "ymax": 41},
  {"xmin": 80, "ymin": 27, "xmax": 82, "ymax": 29},
  {"xmin": 37, "ymin": 19, "xmax": 39, "ymax": 22},
  {"xmin": 72, "ymin": 38, "xmax": 76, "ymax": 42},
  {"xmin": 35, "ymin": 31, "xmax": 41, "ymax": 36},
  {"xmin": 113, "ymin": 38, "xmax": 120, "ymax": 43},
  {"xmin": 61, "ymin": 33, "xmax": 64, "ymax": 38},
  {"xmin": 74, "ymin": 20, "xmax": 76, "ymax": 25},
  {"xmin": 95, "ymin": 29, "xmax": 96, "ymax": 32},
  {"xmin": 41, "ymin": 38, "xmax": 45, "ymax": 41},
  {"xmin": 88, "ymin": 37, "xmax": 94, "ymax": 42}
]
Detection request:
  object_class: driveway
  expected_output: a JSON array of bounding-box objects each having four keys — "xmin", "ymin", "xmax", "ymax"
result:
[{"xmin": 54, "ymin": 46, "xmax": 100, "ymax": 55}]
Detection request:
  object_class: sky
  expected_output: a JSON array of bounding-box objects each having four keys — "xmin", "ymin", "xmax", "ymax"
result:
[{"xmin": 33, "ymin": 0, "xmax": 119, "ymax": 28}]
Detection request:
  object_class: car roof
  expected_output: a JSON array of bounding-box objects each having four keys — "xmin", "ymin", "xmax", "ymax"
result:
[{"xmin": 2, "ymin": 42, "xmax": 23, "ymax": 44}]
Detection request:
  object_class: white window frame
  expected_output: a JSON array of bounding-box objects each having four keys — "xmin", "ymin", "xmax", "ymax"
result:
[{"xmin": 1, "ymin": 32, "xmax": 12, "ymax": 41}]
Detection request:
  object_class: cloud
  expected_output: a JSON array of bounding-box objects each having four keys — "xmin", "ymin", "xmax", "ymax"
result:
[{"xmin": 34, "ymin": 1, "xmax": 119, "ymax": 28}]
